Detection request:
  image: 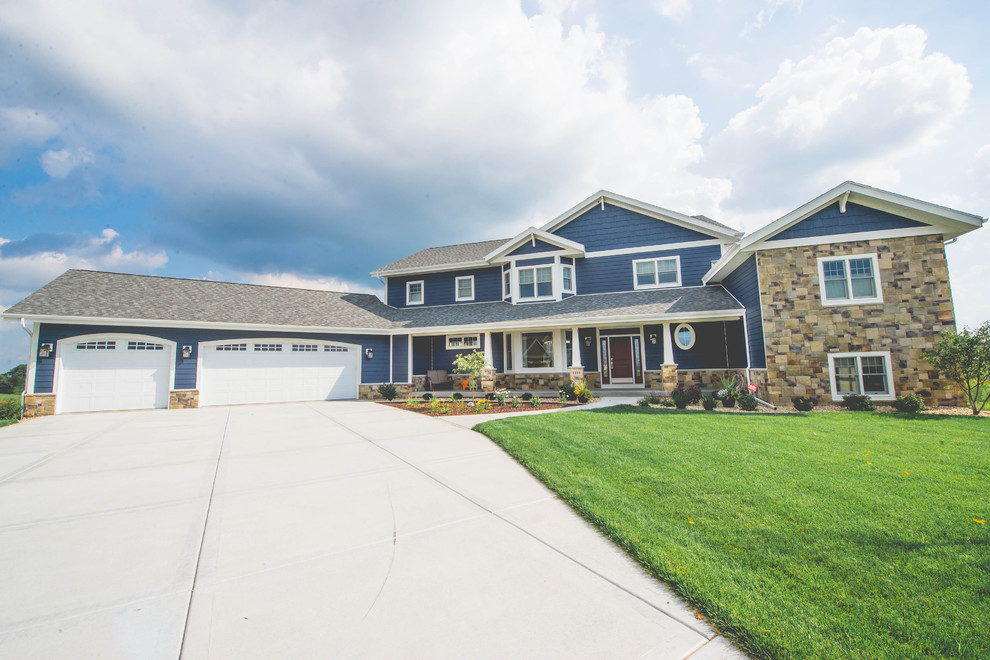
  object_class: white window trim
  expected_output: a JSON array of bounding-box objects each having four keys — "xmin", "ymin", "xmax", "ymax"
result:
[
  {"xmin": 632, "ymin": 256, "xmax": 682, "ymax": 290},
  {"xmin": 562, "ymin": 264, "xmax": 575, "ymax": 294},
  {"xmin": 673, "ymin": 323, "xmax": 696, "ymax": 350},
  {"xmin": 516, "ymin": 265, "xmax": 555, "ymax": 301},
  {"xmin": 455, "ymin": 275, "xmax": 475, "ymax": 302},
  {"xmin": 827, "ymin": 351, "xmax": 894, "ymax": 401},
  {"xmin": 446, "ymin": 334, "xmax": 480, "ymax": 350},
  {"xmin": 503, "ymin": 269, "xmax": 511, "ymax": 299},
  {"xmin": 406, "ymin": 280, "xmax": 424, "ymax": 306},
  {"xmin": 817, "ymin": 254, "xmax": 883, "ymax": 307},
  {"xmin": 519, "ymin": 329, "xmax": 560, "ymax": 372}
]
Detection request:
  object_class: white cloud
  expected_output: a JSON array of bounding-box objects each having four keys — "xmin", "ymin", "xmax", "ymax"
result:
[
  {"xmin": 710, "ymin": 25, "xmax": 971, "ymax": 213},
  {"xmin": 654, "ymin": 0, "xmax": 692, "ymax": 21},
  {"xmin": 40, "ymin": 146, "xmax": 95, "ymax": 179},
  {"xmin": 972, "ymin": 144, "xmax": 990, "ymax": 183},
  {"xmin": 742, "ymin": 0, "xmax": 803, "ymax": 36},
  {"xmin": 239, "ymin": 271, "xmax": 379, "ymax": 296},
  {"xmin": 0, "ymin": 107, "xmax": 60, "ymax": 164}
]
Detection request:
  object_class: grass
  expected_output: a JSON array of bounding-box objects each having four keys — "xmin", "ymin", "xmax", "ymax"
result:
[{"xmin": 476, "ymin": 407, "xmax": 990, "ymax": 659}]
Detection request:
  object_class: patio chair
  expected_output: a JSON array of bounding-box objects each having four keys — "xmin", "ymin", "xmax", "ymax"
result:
[{"xmin": 426, "ymin": 370, "xmax": 453, "ymax": 391}]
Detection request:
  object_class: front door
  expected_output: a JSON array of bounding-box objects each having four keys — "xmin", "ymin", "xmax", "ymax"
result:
[{"xmin": 609, "ymin": 336, "xmax": 634, "ymax": 383}]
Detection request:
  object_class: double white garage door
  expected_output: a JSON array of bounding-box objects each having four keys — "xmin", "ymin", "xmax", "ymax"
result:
[{"xmin": 55, "ymin": 335, "xmax": 359, "ymax": 413}]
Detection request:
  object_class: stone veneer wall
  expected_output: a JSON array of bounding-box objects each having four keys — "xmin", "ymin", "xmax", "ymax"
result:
[
  {"xmin": 22, "ymin": 393, "xmax": 56, "ymax": 418},
  {"xmin": 496, "ymin": 372, "xmax": 602, "ymax": 390},
  {"xmin": 169, "ymin": 390, "xmax": 199, "ymax": 409},
  {"xmin": 359, "ymin": 383, "xmax": 415, "ymax": 401},
  {"xmin": 757, "ymin": 235, "xmax": 960, "ymax": 405},
  {"xmin": 643, "ymin": 369, "xmax": 771, "ymax": 398}
]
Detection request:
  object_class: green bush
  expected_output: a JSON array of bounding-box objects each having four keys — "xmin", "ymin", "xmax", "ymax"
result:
[
  {"xmin": 893, "ymin": 393, "xmax": 927, "ymax": 413},
  {"xmin": 452, "ymin": 392, "xmax": 463, "ymax": 400},
  {"xmin": 701, "ymin": 394, "xmax": 718, "ymax": 410},
  {"xmin": 792, "ymin": 396, "xmax": 817, "ymax": 412},
  {"xmin": 521, "ymin": 392, "xmax": 533, "ymax": 401},
  {"xmin": 421, "ymin": 392, "xmax": 434, "ymax": 402},
  {"xmin": 669, "ymin": 385, "xmax": 693, "ymax": 409},
  {"xmin": 377, "ymin": 383, "xmax": 398, "ymax": 400},
  {"xmin": 531, "ymin": 395, "xmax": 542, "ymax": 407},
  {"xmin": 737, "ymin": 392, "xmax": 759, "ymax": 411},
  {"xmin": 510, "ymin": 396, "xmax": 521, "ymax": 408},
  {"xmin": 658, "ymin": 398, "xmax": 676, "ymax": 408},
  {"xmin": 0, "ymin": 399, "xmax": 21, "ymax": 420},
  {"xmin": 840, "ymin": 394, "xmax": 876, "ymax": 411},
  {"xmin": 637, "ymin": 393, "xmax": 663, "ymax": 406}
]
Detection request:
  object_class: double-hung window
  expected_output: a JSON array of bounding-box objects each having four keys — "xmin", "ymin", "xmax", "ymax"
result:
[
  {"xmin": 518, "ymin": 266, "xmax": 553, "ymax": 299},
  {"xmin": 818, "ymin": 255, "xmax": 882, "ymax": 305},
  {"xmin": 633, "ymin": 257, "xmax": 680, "ymax": 289},
  {"xmin": 455, "ymin": 276, "xmax": 474, "ymax": 301},
  {"xmin": 406, "ymin": 280, "xmax": 424, "ymax": 305},
  {"xmin": 562, "ymin": 265, "xmax": 574, "ymax": 293},
  {"xmin": 828, "ymin": 352, "xmax": 893, "ymax": 400}
]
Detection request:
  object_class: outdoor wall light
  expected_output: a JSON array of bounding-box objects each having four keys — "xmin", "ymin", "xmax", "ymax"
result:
[
  {"xmin": 181, "ymin": 345, "xmax": 193, "ymax": 359},
  {"xmin": 649, "ymin": 333, "xmax": 657, "ymax": 345},
  {"xmin": 583, "ymin": 336, "xmax": 592, "ymax": 347},
  {"xmin": 38, "ymin": 343, "xmax": 53, "ymax": 358},
  {"xmin": 365, "ymin": 347, "xmax": 374, "ymax": 359}
]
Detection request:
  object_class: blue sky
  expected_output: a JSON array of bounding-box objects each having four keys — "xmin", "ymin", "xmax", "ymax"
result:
[{"xmin": 1, "ymin": 0, "xmax": 988, "ymax": 369}]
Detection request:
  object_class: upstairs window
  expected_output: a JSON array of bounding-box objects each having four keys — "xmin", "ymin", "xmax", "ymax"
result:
[
  {"xmin": 633, "ymin": 257, "xmax": 680, "ymax": 289},
  {"xmin": 818, "ymin": 255, "xmax": 882, "ymax": 306},
  {"xmin": 455, "ymin": 276, "xmax": 474, "ymax": 301},
  {"xmin": 562, "ymin": 265, "xmax": 574, "ymax": 293},
  {"xmin": 406, "ymin": 280, "xmax": 424, "ymax": 305},
  {"xmin": 519, "ymin": 266, "xmax": 553, "ymax": 299},
  {"xmin": 446, "ymin": 334, "xmax": 480, "ymax": 350},
  {"xmin": 503, "ymin": 270, "xmax": 511, "ymax": 298}
]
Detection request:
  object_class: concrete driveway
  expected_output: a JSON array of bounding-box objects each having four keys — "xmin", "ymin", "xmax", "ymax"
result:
[{"xmin": 0, "ymin": 402, "xmax": 743, "ymax": 659}]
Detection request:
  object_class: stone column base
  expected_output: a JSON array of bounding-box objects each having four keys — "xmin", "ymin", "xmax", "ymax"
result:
[
  {"xmin": 568, "ymin": 366, "xmax": 585, "ymax": 383},
  {"xmin": 661, "ymin": 364, "xmax": 678, "ymax": 391},
  {"xmin": 480, "ymin": 368, "xmax": 496, "ymax": 392},
  {"xmin": 22, "ymin": 394, "xmax": 56, "ymax": 418},
  {"xmin": 169, "ymin": 390, "xmax": 199, "ymax": 409}
]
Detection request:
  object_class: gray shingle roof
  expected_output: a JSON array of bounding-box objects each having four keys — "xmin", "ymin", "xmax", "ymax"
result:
[
  {"xmin": 372, "ymin": 238, "xmax": 508, "ymax": 275},
  {"xmin": 3, "ymin": 270, "xmax": 743, "ymax": 332}
]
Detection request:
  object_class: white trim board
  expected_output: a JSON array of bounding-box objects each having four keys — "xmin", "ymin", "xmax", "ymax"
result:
[{"xmin": 585, "ymin": 238, "xmax": 722, "ymax": 259}]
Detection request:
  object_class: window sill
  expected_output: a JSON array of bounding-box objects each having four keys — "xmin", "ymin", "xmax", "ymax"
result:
[
  {"xmin": 633, "ymin": 282, "xmax": 680, "ymax": 290},
  {"xmin": 820, "ymin": 297, "xmax": 883, "ymax": 307}
]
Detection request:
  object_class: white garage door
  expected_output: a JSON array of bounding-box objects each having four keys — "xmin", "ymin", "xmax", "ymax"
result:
[
  {"xmin": 56, "ymin": 337, "xmax": 172, "ymax": 414},
  {"xmin": 199, "ymin": 340, "xmax": 358, "ymax": 407}
]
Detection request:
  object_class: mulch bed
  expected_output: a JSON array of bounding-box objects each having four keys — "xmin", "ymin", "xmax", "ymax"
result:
[{"xmin": 379, "ymin": 400, "xmax": 592, "ymax": 417}]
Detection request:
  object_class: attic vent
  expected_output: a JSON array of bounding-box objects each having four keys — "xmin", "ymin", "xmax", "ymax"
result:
[{"xmin": 127, "ymin": 341, "xmax": 164, "ymax": 351}]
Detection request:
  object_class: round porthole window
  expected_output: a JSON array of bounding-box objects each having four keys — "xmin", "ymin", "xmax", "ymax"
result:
[{"xmin": 674, "ymin": 323, "xmax": 695, "ymax": 350}]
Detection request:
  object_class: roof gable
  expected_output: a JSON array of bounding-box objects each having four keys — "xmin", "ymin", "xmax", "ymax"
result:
[
  {"xmin": 484, "ymin": 228, "xmax": 584, "ymax": 263},
  {"xmin": 766, "ymin": 201, "xmax": 928, "ymax": 242}
]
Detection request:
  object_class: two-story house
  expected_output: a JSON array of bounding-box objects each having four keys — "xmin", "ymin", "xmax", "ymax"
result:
[{"xmin": 3, "ymin": 182, "xmax": 983, "ymax": 416}]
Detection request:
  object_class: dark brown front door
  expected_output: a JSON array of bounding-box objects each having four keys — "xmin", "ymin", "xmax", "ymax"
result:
[{"xmin": 609, "ymin": 337, "xmax": 634, "ymax": 382}]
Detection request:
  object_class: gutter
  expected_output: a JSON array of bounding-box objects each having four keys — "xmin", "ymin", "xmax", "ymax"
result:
[{"xmin": 18, "ymin": 318, "xmax": 32, "ymax": 421}]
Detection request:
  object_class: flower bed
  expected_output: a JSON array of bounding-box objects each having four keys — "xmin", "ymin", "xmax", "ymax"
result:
[{"xmin": 379, "ymin": 399, "xmax": 592, "ymax": 417}]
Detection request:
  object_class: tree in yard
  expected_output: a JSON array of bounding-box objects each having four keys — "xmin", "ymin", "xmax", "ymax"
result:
[
  {"xmin": 0, "ymin": 364, "xmax": 26, "ymax": 395},
  {"xmin": 452, "ymin": 350, "xmax": 489, "ymax": 401},
  {"xmin": 924, "ymin": 321, "xmax": 990, "ymax": 415}
]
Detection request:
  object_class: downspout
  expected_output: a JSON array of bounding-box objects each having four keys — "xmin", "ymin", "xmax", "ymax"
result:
[
  {"xmin": 19, "ymin": 318, "xmax": 33, "ymax": 421},
  {"xmin": 740, "ymin": 310, "xmax": 752, "ymax": 386}
]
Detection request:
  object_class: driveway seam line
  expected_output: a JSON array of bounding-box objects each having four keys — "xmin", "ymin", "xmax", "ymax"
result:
[
  {"xmin": 177, "ymin": 408, "xmax": 231, "ymax": 659},
  {"xmin": 307, "ymin": 403, "xmax": 713, "ymax": 640}
]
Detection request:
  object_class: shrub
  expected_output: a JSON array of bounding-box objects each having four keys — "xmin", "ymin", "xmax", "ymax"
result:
[
  {"xmin": 840, "ymin": 394, "xmax": 876, "ymax": 411},
  {"xmin": 563, "ymin": 379, "xmax": 592, "ymax": 403},
  {"xmin": 473, "ymin": 400, "xmax": 491, "ymax": 413},
  {"xmin": 924, "ymin": 321, "xmax": 990, "ymax": 415},
  {"xmin": 376, "ymin": 383, "xmax": 398, "ymax": 401},
  {"xmin": 0, "ymin": 399, "xmax": 21, "ymax": 420},
  {"xmin": 637, "ymin": 398, "xmax": 653, "ymax": 407},
  {"xmin": 893, "ymin": 393, "xmax": 927, "ymax": 413},
  {"xmin": 495, "ymin": 390, "xmax": 507, "ymax": 406},
  {"xmin": 559, "ymin": 392, "xmax": 568, "ymax": 405},
  {"xmin": 669, "ymin": 385, "xmax": 693, "ymax": 409},
  {"xmin": 639, "ymin": 392, "xmax": 663, "ymax": 405},
  {"xmin": 737, "ymin": 392, "xmax": 759, "ymax": 411},
  {"xmin": 452, "ymin": 392, "xmax": 463, "ymax": 400},
  {"xmin": 511, "ymin": 396, "xmax": 521, "ymax": 408},
  {"xmin": 521, "ymin": 392, "xmax": 533, "ymax": 401},
  {"xmin": 531, "ymin": 395, "xmax": 542, "ymax": 407},
  {"xmin": 701, "ymin": 394, "xmax": 718, "ymax": 410},
  {"xmin": 792, "ymin": 396, "xmax": 818, "ymax": 412},
  {"xmin": 421, "ymin": 392, "xmax": 434, "ymax": 402},
  {"xmin": 658, "ymin": 398, "xmax": 676, "ymax": 408}
]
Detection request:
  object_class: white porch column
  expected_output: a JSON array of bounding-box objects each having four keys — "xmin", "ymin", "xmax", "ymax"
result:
[
  {"xmin": 662, "ymin": 321, "xmax": 675, "ymax": 365},
  {"xmin": 483, "ymin": 331, "xmax": 493, "ymax": 366},
  {"xmin": 570, "ymin": 326, "xmax": 582, "ymax": 367}
]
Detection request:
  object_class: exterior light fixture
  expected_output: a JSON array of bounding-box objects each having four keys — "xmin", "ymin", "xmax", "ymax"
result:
[
  {"xmin": 649, "ymin": 333, "xmax": 657, "ymax": 345},
  {"xmin": 365, "ymin": 347, "xmax": 374, "ymax": 359},
  {"xmin": 584, "ymin": 336, "xmax": 592, "ymax": 347},
  {"xmin": 182, "ymin": 345, "xmax": 193, "ymax": 359},
  {"xmin": 38, "ymin": 343, "xmax": 53, "ymax": 358}
]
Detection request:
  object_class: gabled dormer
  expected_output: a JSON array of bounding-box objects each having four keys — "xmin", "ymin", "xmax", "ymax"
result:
[{"xmin": 484, "ymin": 228, "xmax": 585, "ymax": 304}]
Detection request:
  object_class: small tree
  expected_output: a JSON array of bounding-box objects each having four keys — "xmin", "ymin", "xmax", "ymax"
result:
[
  {"xmin": 452, "ymin": 350, "xmax": 489, "ymax": 401},
  {"xmin": 924, "ymin": 321, "xmax": 990, "ymax": 415}
]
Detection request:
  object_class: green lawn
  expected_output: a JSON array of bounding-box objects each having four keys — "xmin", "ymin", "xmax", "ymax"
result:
[{"xmin": 476, "ymin": 407, "xmax": 990, "ymax": 659}]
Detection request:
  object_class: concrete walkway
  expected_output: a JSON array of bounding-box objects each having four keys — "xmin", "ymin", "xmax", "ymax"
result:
[{"xmin": 0, "ymin": 401, "xmax": 744, "ymax": 659}]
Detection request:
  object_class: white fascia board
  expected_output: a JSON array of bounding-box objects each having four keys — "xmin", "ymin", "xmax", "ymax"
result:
[
  {"xmin": 540, "ymin": 190, "xmax": 744, "ymax": 241},
  {"xmin": 587, "ymin": 238, "xmax": 721, "ymax": 259},
  {"xmin": 483, "ymin": 227, "xmax": 585, "ymax": 263},
  {"xmin": 2, "ymin": 313, "xmax": 394, "ymax": 336},
  {"xmin": 399, "ymin": 309, "xmax": 745, "ymax": 335},
  {"xmin": 703, "ymin": 243, "xmax": 745, "ymax": 284}
]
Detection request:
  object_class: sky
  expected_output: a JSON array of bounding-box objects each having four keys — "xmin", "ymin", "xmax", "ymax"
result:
[{"xmin": 1, "ymin": 0, "xmax": 988, "ymax": 370}]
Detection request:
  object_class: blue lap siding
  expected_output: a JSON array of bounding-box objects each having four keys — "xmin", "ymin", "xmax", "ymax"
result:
[
  {"xmin": 391, "ymin": 334, "xmax": 409, "ymax": 383},
  {"xmin": 553, "ymin": 203, "xmax": 713, "ymax": 251},
  {"xmin": 34, "ymin": 324, "xmax": 389, "ymax": 392},
  {"xmin": 720, "ymin": 255, "xmax": 767, "ymax": 368},
  {"xmin": 642, "ymin": 321, "xmax": 746, "ymax": 370},
  {"xmin": 577, "ymin": 244, "xmax": 722, "ymax": 294},
  {"xmin": 507, "ymin": 239, "xmax": 564, "ymax": 256},
  {"xmin": 767, "ymin": 202, "xmax": 926, "ymax": 242},
  {"xmin": 386, "ymin": 267, "xmax": 502, "ymax": 308}
]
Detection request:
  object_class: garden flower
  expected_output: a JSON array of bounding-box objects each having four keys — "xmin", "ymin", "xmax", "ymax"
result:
[{"xmin": 975, "ymin": 519, "xmax": 986, "ymax": 525}]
